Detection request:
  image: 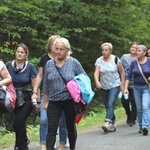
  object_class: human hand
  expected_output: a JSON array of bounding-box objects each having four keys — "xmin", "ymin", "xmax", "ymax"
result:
[
  {"xmin": 43, "ymin": 101, "xmax": 49, "ymax": 110},
  {"xmin": 96, "ymin": 81, "xmax": 101, "ymax": 89}
]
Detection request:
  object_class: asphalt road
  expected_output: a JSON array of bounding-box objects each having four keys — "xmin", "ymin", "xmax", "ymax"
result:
[{"xmin": 4, "ymin": 119, "xmax": 150, "ymax": 150}]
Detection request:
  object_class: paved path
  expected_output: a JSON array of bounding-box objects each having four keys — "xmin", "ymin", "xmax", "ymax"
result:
[{"xmin": 3, "ymin": 119, "xmax": 150, "ymax": 150}]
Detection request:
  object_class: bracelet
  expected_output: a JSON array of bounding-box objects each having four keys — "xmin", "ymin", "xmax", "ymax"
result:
[{"xmin": 33, "ymin": 92, "xmax": 37, "ymax": 95}]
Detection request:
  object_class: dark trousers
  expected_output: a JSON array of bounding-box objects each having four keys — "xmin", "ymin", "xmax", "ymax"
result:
[
  {"xmin": 46, "ymin": 99, "xmax": 76, "ymax": 150},
  {"xmin": 121, "ymin": 89, "xmax": 137, "ymax": 121},
  {"xmin": 13, "ymin": 99, "xmax": 33, "ymax": 149}
]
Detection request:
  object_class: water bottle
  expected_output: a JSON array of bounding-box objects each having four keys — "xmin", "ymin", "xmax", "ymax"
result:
[
  {"xmin": 118, "ymin": 91, "xmax": 122, "ymax": 99},
  {"xmin": 124, "ymin": 93, "xmax": 129, "ymax": 100}
]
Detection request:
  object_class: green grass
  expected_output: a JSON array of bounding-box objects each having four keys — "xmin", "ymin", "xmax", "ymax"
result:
[{"xmin": 0, "ymin": 107, "xmax": 126, "ymax": 149}]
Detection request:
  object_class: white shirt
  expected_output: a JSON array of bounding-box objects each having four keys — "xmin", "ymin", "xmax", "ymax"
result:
[{"xmin": 95, "ymin": 55, "xmax": 121, "ymax": 90}]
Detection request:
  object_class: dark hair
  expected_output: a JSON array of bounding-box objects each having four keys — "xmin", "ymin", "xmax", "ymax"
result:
[{"xmin": 147, "ymin": 46, "xmax": 150, "ymax": 50}]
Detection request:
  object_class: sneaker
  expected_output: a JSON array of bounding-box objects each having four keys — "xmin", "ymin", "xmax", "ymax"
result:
[
  {"xmin": 129, "ymin": 120, "xmax": 135, "ymax": 126},
  {"xmin": 25, "ymin": 139, "xmax": 30, "ymax": 150},
  {"xmin": 108, "ymin": 123, "xmax": 116, "ymax": 132},
  {"xmin": 143, "ymin": 128, "xmax": 148, "ymax": 135},
  {"xmin": 138, "ymin": 126, "xmax": 142, "ymax": 133},
  {"xmin": 65, "ymin": 138, "xmax": 70, "ymax": 148},
  {"xmin": 126, "ymin": 115, "xmax": 131, "ymax": 124},
  {"xmin": 54, "ymin": 142, "xmax": 57, "ymax": 149},
  {"xmin": 58, "ymin": 144, "xmax": 65, "ymax": 150},
  {"xmin": 14, "ymin": 147, "xmax": 20, "ymax": 150},
  {"xmin": 102, "ymin": 122, "xmax": 111, "ymax": 133}
]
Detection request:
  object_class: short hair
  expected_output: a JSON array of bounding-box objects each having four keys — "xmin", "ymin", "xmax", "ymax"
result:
[
  {"xmin": 130, "ymin": 42, "xmax": 139, "ymax": 47},
  {"xmin": 147, "ymin": 46, "xmax": 150, "ymax": 50},
  {"xmin": 101, "ymin": 42, "xmax": 113, "ymax": 50},
  {"xmin": 54, "ymin": 37, "xmax": 72, "ymax": 55},
  {"xmin": 45, "ymin": 35, "xmax": 60, "ymax": 53},
  {"xmin": 136, "ymin": 45, "xmax": 147, "ymax": 52},
  {"xmin": 15, "ymin": 43, "xmax": 29, "ymax": 60}
]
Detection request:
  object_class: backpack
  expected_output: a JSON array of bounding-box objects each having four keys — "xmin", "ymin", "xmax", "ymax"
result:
[
  {"xmin": 0, "ymin": 82, "xmax": 17, "ymax": 113},
  {"xmin": 0, "ymin": 61, "xmax": 17, "ymax": 113},
  {"xmin": 74, "ymin": 74, "xmax": 95, "ymax": 104}
]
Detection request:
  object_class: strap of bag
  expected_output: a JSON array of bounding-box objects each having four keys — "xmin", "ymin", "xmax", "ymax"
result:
[
  {"xmin": 54, "ymin": 60, "xmax": 66, "ymax": 85},
  {"xmin": 136, "ymin": 59, "xmax": 149, "ymax": 84}
]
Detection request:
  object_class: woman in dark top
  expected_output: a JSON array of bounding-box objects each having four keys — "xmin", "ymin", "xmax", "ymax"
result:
[
  {"xmin": 124, "ymin": 45, "xmax": 150, "ymax": 135},
  {"xmin": 6, "ymin": 43, "xmax": 37, "ymax": 150}
]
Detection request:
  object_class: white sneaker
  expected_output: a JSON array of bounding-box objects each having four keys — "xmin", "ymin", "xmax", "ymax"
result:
[
  {"xmin": 108, "ymin": 123, "xmax": 117, "ymax": 132},
  {"xmin": 65, "ymin": 138, "xmax": 70, "ymax": 148},
  {"xmin": 54, "ymin": 142, "xmax": 57, "ymax": 149},
  {"xmin": 102, "ymin": 122, "xmax": 111, "ymax": 133}
]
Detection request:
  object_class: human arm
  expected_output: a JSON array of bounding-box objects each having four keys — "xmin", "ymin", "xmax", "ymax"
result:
[
  {"xmin": 43, "ymin": 93, "xmax": 49, "ymax": 110},
  {"xmin": 124, "ymin": 80, "xmax": 129, "ymax": 94},
  {"xmin": 0, "ymin": 64, "xmax": 12, "ymax": 86},
  {"xmin": 94, "ymin": 65, "xmax": 101, "ymax": 89},
  {"xmin": 31, "ymin": 67, "xmax": 43, "ymax": 100},
  {"xmin": 118, "ymin": 63, "xmax": 125, "ymax": 91}
]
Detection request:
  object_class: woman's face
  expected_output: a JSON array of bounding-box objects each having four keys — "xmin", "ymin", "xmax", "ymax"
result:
[
  {"xmin": 147, "ymin": 49, "xmax": 150, "ymax": 57},
  {"xmin": 136, "ymin": 48, "xmax": 146, "ymax": 59},
  {"xmin": 101, "ymin": 45, "xmax": 112, "ymax": 58},
  {"xmin": 130, "ymin": 44, "xmax": 137, "ymax": 54},
  {"xmin": 15, "ymin": 47, "xmax": 27, "ymax": 61},
  {"xmin": 55, "ymin": 42, "xmax": 69, "ymax": 60}
]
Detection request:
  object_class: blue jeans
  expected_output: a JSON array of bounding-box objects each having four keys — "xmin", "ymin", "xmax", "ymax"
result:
[
  {"xmin": 101, "ymin": 86, "xmax": 120, "ymax": 122},
  {"xmin": 133, "ymin": 85, "xmax": 150, "ymax": 129},
  {"xmin": 40, "ymin": 94, "xmax": 67, "ymax": 144}
]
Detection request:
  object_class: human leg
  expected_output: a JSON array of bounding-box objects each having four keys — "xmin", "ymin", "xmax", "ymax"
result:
[
  {"xmin": 141, "ymin": 87, "xmax": 150, "ymax": 135},
  {"xmin": 121, "ymin": 95, "xmax": 131, "ymax": 124},
  {"xmin": 129, "ymin": 89, "xmax": 137, "ymax": 125},
  {"xmin": 58, "ymin": 111, "xmax": 67, "ymax": 149},
  {"xmin": 46, "ymin": 101, "xmax": 62, "ymax": 150},
  {"xmin": 101, "ymin": 86, "xmax": 120, "ymax": 132},
  {"xmin": 133, "ymin": 86, "xmax": 143, "ymax": 128},
  {"xmin": 63, "ymin": 99, "xmax": 76, "ymax": 149},
  {"xmin": 14, "ymin": 100, "xmax": 32, "ymax": 149},
  {"xmin": 40, "ymin": 95, "xmax": 48, "ymax": 150}
]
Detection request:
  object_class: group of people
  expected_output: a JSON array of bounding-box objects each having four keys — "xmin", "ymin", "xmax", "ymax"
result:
[
  {"xmin": 94, "ymin": 42, "xmax": 150, "ymax": 136},
  {"xmin": 1, "ymin": 37, "xmax": 150, "ymax": 150},
  {"xmin": 0, "ymin": 35, "xmax": 86, "ymax": 150}
]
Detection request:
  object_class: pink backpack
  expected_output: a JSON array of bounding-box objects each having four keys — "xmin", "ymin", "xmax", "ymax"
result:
[{"xmin": 67, "ymin": 79, "xmax": 86, "ymax": 105}]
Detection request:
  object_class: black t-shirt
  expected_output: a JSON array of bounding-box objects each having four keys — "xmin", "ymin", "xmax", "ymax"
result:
[{"xmin": 39, "ymin": 53, "xmax": 51, "ymax": 72}]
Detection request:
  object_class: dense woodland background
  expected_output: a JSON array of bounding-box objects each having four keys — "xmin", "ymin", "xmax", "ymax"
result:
[{"xmin": 0, "ymin": 0, "xmax": 150, "ymax": 112}]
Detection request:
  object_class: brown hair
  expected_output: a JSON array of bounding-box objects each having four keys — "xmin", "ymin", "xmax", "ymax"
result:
[{"xmin": 15, "ymin": 43, "xmax": 29, "ymax": 60}]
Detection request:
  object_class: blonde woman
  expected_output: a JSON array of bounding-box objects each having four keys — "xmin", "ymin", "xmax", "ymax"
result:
[
  {"xmin": 32, "ymin": 35, "xmax": 69, "ymax": 150},
  {"xmin": 43, "ymin": 37, "xmax": 86, "ymax": 150},
  {"xmin": 94, "ymin": 42, "xmax": 125, "ymax": 133}
]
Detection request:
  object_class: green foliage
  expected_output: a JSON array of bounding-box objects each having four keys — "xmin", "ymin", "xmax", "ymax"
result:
[{"xmin": 0, "ymin": 0, "xmax": 150, "ymax": 106}]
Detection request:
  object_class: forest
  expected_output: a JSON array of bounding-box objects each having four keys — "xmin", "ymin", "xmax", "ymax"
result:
[{"xmin": 0, "ymin": 0, "xmax": 150, "ymax": 112}]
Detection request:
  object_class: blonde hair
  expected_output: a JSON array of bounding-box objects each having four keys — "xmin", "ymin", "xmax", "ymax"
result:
[
  {"xmin": 54, "ymin": 37, "xmax": 72, "ymax": 55},
  {"xmin": 101, "ymin": 42, "xmax": 113, "ymax": 50},
  {"xmin": 45, "ymin": 35, "xmax": 60, "ymax": 53}
]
